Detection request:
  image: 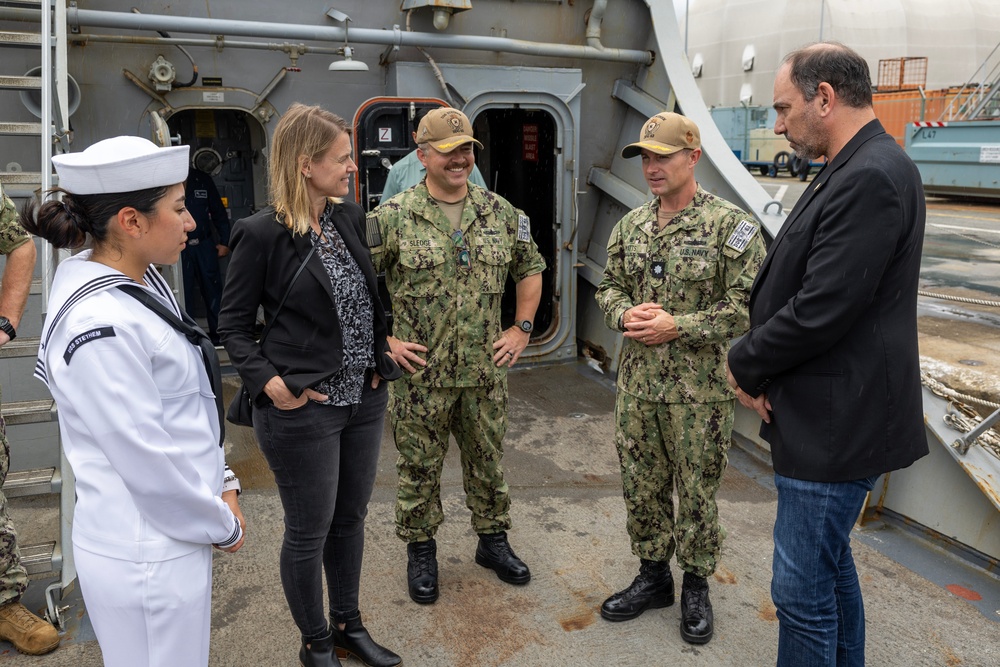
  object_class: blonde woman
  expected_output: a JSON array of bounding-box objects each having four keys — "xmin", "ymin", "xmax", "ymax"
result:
[{"xmin": 219, "ymin": 104, "xmax": 401, "ymax": 667}]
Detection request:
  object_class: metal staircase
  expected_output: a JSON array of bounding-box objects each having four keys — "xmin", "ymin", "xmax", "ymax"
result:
[
  {"xmin": 0, "ymin": 0, "xmax": 74, "ymax": 629},
  {"xmin": 939, "ymin": 39, "xmax": 1000, "ymax": 121}
]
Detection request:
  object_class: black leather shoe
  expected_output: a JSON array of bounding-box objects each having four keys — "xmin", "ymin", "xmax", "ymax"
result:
[
  {"xmin": 332, "ymin": 613, "xmax": 402, "ymax": 667},
  {"xmin": 600, "ymin": 559, "xmax": 675, "ymax": 622},
  {"xmin": 300, "ymin": 629, "xmax": 343, "ymax": 667},
  {"xmin": 475, "ymin": 531, "xmax": 531, "ymax": 584},
  {"xmin": 680, "ymin": 573, "xmax": 714, "ymax": 645},
  {"xmin": 407, "ymin": 539, "xmax": 439, "ymax": 604}
]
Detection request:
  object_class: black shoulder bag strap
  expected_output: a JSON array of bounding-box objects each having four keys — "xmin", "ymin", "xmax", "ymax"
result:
[
  {"xmin": 117, "ymin": 244, "xmax": 315, "ymax": 442},
  {"xmin": 258, "ymin": 245, "xmax": 316, "ymax": 346},
  {"xmin": 116, "ymin": 283, "xmax": 226, "ymax": 447}
]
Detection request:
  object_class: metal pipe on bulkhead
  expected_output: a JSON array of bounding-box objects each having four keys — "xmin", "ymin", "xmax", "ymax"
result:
[
  {"xmin": 67, "ymin": 7, "xmax": 654, "ymax": 65},
  {"xmin": 584, "ymin": 0, "xmax": 608, "ymax": 50},
  {"xmin": 67, "ymin": 34, "xmax": 345, "ymax": 58}
]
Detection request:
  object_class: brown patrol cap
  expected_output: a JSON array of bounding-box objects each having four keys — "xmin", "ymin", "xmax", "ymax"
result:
[
  {"xmin": 621, "ymin": 112, "xmax": 700, "ymax": 159},
  {"xmin": 416, "ymin": 108, "xmax": 484, "ymax": 153}
]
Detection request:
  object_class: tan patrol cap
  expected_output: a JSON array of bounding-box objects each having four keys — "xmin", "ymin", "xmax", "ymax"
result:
[
  {"xmin": 621, "ymin": 112, "xmax": 700, "ymax": 159},
  {"xmin": 416, "ymin": 108, "xmax": 484, "ymax": 153}
]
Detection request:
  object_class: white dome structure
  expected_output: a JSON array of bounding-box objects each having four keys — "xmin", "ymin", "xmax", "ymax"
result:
[{"xmin": 676, "ymin": 0, "xmax": 1000, "ymax": 107}]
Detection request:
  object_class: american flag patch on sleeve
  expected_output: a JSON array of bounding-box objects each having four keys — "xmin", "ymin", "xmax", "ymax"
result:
[
  {"xmin": 517, "ymin": 214, "xmax": 531, "ymax": 242},
  {"xmin": 725, "ymin": 220, "xmax": 758, "ymax": 253},
  {"xmin": 365, "ymin": 212, "xmax": 382, "ymax": 248}
]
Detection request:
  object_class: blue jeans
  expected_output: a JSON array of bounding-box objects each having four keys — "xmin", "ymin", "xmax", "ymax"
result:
[
  {"xmin": 772, "ymin": 473, "xmax": 878, "ymax": 667},
  {"xmin": 254, "ymin": 381, "xmax": 388, "ymax": 639}
]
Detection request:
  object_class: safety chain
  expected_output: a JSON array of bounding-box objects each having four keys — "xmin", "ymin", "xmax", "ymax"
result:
[
  {"xmin": 917, "ymin": 290, "xmax": 1000, "ymax": 308},
  {"xmin": 943, "ymin": 407, "xmax": 1000, "ymax": 460},
  {"xmin": 922, "ymin": 373, "xmax": 1000, "ymax": 461}
]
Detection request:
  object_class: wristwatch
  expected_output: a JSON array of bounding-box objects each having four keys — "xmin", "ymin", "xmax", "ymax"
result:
[
  {"xmin": 514, "ymin": 319, "xmax": 533, "ymax": 334},
  {"xmin": 0, "ymin": 316, "xmax": 16, "ymax": 341},
  {"xmin": 223, "ymin": 471, "xmax": 242, "ymax": 496}
]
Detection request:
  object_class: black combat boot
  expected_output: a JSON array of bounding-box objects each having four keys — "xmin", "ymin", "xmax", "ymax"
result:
[
  {"xmin": 680, "ymin": 572, "xmax": 714, "ymax": 644},
  {"xmin": 407, "ymin": 539, "xmax": 439, "ymax": 604},
  {"xmin": 332, "ymin": 612, "xmax": 402, "ymax": 666},
  {"xmin": 300, "ymin": 628, "xmax": 342, "ymax": 667},
  {"xmin": 600, "ymin": 559, "xmax": 675, "ymax": 622},
  {"xmin": 475, "ymin": 531, "xmax": 531, "ymax": 585}
]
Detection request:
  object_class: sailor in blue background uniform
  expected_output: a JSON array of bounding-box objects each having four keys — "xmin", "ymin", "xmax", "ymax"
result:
[{"xmin": 183, "ymin": 165, "xmax": 230, "ymax": 345}]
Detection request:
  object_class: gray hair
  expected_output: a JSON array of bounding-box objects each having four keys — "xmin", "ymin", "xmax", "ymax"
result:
[{"xmin": 783, "ymin": 42, "xmax": 873, "ymax": 109}]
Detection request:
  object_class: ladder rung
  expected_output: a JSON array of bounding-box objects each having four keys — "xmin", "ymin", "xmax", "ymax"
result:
[
  {"xmin": 0, "ymin": 336, "xmax": 39, "ymax": 359},
  {"xmin": 0, "ymin": 186, "xmax": 42, "ymax": 200},
  {"xmin": 2, "ymin": 399, "xmax": 57, "ymax": 425},
  {"xmin": 0, "ymin": 277, "xmax": 44, "ymax": 297},
  {"xmin": 0, "ymin": 75, "xmax": 41, "ymax": 91},
  {"xmin": 0, "ymin": 121, "xmax": 42, "ymax": 136},
  {"xmin": 2, "ymin": 467, "xmax": 57, "ymax": 498},
  {"xmin": 0, "ymin": 31, "xmax": 42, "ymax": 48},
  {"xmin": 0, "ymin": 171, "xmax": 45, "ymax": 185},
  {"xmin": 20, "ymin": 542, "xmax": 56, "ymax": 576}
]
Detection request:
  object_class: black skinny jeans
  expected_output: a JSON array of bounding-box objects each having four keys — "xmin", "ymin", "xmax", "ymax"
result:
[{"xmin": 254, "ymin": 381, "xmax": 388, "ymax": 639}]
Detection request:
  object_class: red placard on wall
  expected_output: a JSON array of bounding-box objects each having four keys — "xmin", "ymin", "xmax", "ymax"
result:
[{"xmin": 522, "ymin": 124, "xmax": 539, "ymax": 162}]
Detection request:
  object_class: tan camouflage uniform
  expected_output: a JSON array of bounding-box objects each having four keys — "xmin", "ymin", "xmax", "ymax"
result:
[
  {"xmin": 0, "ymin": 184, "xmax": 32, "ymax": 605},
  {"xmin": 368, "ymin": 182, "xmax": 545, "ymax": 542},
  {"xmin": 596, "ymin": 186, "xmax": 765, "ymax": 577}
]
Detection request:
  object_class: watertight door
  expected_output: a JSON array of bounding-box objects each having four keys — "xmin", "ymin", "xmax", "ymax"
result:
[{"xmin": 378, "ymin": 63, "xmax": 584, "ymax": 365}]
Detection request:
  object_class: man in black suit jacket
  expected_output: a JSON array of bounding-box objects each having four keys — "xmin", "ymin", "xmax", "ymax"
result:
[{"xmin": 726, "ymin": 43, "xmax": 928, "ymax": 666}]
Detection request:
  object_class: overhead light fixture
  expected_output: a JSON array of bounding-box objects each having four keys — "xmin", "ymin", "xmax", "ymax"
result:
[
  {"xmin": 400, "ymin": 0, "xmax": 473, "ymax": 31},
  {"xmin": 432, "ymin": 8, "xmax": 452, "ymax": 30},
  {"xmin": 329, "ymin": 46, "xmax": 369, "ymax": 72},
  {"xmin": 325, "ymin": 8, "xmax": 369, "ymax": 72}
]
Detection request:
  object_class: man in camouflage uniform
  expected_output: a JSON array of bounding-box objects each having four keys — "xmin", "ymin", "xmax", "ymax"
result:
[
  {"xmin": 0, "ymin": 182, "xmax": 59, "ymax": 655},
  {"xmin": 595, "ymin": 112, "xmax": 765, "ymax": 644},
  {"xmin": 367, "ymin": 108, "xmax": 545, "ymax": 604}
]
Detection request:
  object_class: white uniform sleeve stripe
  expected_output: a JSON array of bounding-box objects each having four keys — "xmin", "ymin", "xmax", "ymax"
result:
[{"xmin": 215, "ymin": 517, "xmax": 243, "ymax": 549}]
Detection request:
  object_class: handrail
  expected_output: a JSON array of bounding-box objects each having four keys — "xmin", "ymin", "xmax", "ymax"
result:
[{"xmin": 939, "ymin": 39, "xmax": 1000, "ymax": 121}]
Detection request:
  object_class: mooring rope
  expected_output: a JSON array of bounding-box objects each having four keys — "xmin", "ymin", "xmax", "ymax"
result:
[
  {"xmin": 918, "ymin": 290, "xmax": 1000, "ymax": 308},
  {"xmin": 922, "ymin": 372, "xmax": 1000, "ymax": 460}
]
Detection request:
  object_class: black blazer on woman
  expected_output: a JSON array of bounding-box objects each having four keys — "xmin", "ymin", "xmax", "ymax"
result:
[
  {"xmin": 728, "ymin": 120, "xmax": 928, "ymax": 482},
  {"xmin": 219, "ymin": 200, "xmax": 400, "ymax": 405}
]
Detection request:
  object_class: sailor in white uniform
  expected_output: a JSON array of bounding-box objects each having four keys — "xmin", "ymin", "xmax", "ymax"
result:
[{"xmin": 24, "ymin": 136, "xmax": 245, "ymax": 667}]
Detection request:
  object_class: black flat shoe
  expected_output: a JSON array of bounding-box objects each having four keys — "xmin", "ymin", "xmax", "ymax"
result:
[
  {"xmin": 475, "ymin": 531, "xmax": 531, "ymax": 585},
  {"xmin": 333, "ymin": 613, "xmax": 401, "ymax": 667},
  {"xmin": 407, "ymin": 539, "xmax": 439, "ymax": 604}
]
